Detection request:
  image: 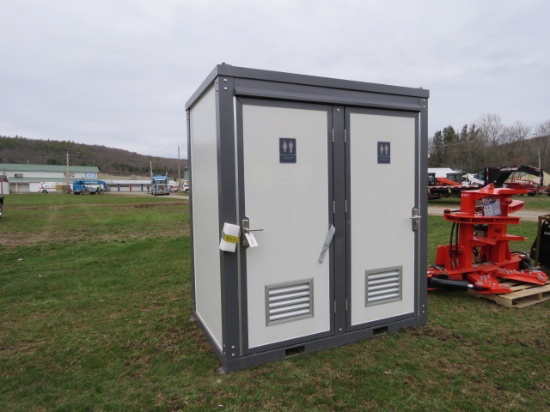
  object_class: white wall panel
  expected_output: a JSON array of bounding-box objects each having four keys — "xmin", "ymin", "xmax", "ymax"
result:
[{"xmin": 189, "ymin": 85, "xmax": 223, "ymax": 350}]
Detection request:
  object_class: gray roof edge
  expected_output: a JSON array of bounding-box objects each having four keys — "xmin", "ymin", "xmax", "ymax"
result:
[
  {"xmin": 185, "ymin": 65, "xmax": 221, "ymax": 110},
  {"xmin": 186, "ymin": 64, "xmax": 429, "ymax": 110}
]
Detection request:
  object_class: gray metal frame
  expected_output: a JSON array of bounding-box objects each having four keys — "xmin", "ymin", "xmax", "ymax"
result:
[{"xmin": 186, "ymin": 64, "xmax": 429, "ymax": 373}]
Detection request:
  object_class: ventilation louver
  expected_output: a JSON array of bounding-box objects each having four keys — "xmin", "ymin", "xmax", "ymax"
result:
[
  {"xmin": 365, "ymin": 266, "xmax": 402, "ymax": 306},
  {"xmin": 266, "ymin": 279, "xmax": 313, "ymax": 325}
]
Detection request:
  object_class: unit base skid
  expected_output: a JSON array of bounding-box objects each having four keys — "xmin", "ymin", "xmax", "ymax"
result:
[{"xmin": 194, "ymin": 313, "xmax": 427, "ymax": 373}]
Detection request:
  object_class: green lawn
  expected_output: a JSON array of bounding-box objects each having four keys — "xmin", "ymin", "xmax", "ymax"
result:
[{"xmin": 1, "ymin": 194, "xmax": 549, "ymax": 411}]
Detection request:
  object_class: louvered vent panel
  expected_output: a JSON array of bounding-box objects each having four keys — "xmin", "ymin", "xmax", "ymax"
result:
[
  {"xmin": 365, "ymin": 267, "xmax": 402, "ymax": 306},
  {"xmin": 266, "ymin": 280, "xmax": 313, "ymax": 325}
]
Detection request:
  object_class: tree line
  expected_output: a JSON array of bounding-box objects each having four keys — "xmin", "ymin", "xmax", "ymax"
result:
[
  {"xmin": 429, "ymin": 114, "xmax": 550, "ymax": 172},
  {"xmin": 0, "ymin": 135, "xmax": 187, "ymax": 177}
]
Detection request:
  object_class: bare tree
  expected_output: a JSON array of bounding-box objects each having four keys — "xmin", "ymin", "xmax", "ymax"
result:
[
  {"xmin": 477, "ymin": 114, "xmax": 504, "ymax": 147},
  {"xmin": 429, "ymin": 117, "xmax": 550, "ymax": 172},
  {"xmin": 536, "ymin": 120, "xmax": 550, "ymax": 136},
  {"xmin": 476, "ymin": 114, "xmax": 505, "ymax": 164},
  {"xmin": 501, "ymin": 121, "xmax": 530, "ymax": 164}
]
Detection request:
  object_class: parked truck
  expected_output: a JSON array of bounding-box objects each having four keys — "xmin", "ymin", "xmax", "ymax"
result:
[
  {"xmin": 427, "ymin": 168, "xmax": 481, "ymax": 199},
  {"xmin": 428, "ymin": 165, "xmax": 548, "ymax": 199},
  {"xmin": 484, "ymin": 165, "xmax": 546, "ymax": 195},
  {"xmin": 38, "ymin": 182, "xmax": 64, "ymax": 194},
  {"xmin": 72, "ymin": 179, "xmax": 108, "ymax": 195},
  {"xmin": 150, "ymin": 174, "xmax": 170, "ymax": 196}
]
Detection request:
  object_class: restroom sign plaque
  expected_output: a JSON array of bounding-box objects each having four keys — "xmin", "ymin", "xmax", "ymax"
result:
[
  {"xmin": 377, "ymin": 141, "xmax": 391, "ymax": 164},
  {"xmin": 280, "ymin": 138, "xmax": 297, "ymax": 163}
]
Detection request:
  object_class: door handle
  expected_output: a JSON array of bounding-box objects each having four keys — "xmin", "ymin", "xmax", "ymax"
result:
[
  {"xmin": 409, "ymin": 208, "xmax": 421, "ymax": 231},
  {"xmin": 242, "ymin": 218, "xmax": 263, "ymax": 248},
  {"xmin": 242, "ymin": 218, "xmax": 264, "ymax": 233}
]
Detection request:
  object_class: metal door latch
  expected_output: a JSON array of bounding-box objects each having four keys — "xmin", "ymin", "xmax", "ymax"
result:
[{"xmin": 409, "ymin": 208, "xmax": 421, "ymax": 231}]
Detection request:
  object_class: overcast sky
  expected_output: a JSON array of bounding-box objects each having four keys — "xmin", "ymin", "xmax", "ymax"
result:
[{"xmin": 1, "ymin": 0, "xmax": 549, "ymax": 159}]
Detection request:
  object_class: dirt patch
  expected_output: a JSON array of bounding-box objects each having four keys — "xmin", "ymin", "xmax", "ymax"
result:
[
  {"xmin": 132, "ymin": 202, "xmax": 186, "ymax": 208},
  {"xmin": 14, "ymin": 200, "xmax": 187, "ymax": 211}
]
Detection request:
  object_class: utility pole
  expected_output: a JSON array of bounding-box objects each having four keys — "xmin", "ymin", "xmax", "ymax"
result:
[{"xmin": 178, "ymin": 145, "xmax": 181, "ymax": 186}]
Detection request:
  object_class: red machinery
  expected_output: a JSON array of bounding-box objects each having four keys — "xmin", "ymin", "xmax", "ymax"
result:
[{"xmin": 427, "ymin": 184, "xmax": 548, "ymax": 294}]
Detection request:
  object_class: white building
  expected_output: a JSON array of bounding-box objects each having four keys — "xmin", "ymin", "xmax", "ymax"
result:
[
  {"xmin": 0, "ymin": 163, "xmax": 99, "ymax": 193},
  {"xmin": 0, "ymin": 163, "xmax": 187, "ymax": 194}
]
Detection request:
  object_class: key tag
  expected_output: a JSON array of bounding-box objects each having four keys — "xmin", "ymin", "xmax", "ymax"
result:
[{"xmin": 244, "ymin": 232, "xmax": 258, "ymax": 248}]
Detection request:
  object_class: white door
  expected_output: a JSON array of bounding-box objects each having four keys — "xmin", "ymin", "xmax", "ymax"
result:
[
  {"xmin": 347, "ymin": 109, "xmax": 419, "ymax": 327},
  {"xmin": 240, "ymin": 100, "xmax": 333, "ymax": 350}
]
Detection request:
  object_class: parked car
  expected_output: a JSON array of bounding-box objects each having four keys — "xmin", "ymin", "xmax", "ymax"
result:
[{"xmin": 183, "ymin": 182, "xmax": 190, "ymax": 193}]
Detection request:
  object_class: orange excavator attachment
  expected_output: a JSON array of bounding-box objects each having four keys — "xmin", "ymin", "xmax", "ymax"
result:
[{"xmin": 427, "ymin": 184, "xmax": 548, "ymax": 294}]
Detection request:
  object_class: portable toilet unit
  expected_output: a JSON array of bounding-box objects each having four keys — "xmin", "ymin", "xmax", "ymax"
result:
[{"xmin": 186, "ymin": 64, "xmax": 429, "ymax": 372}]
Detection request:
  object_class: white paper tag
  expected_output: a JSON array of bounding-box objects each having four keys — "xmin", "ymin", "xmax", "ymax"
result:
[{"xmin": 245, "ymin": 232, "xmax": 258, "ymax": 248}]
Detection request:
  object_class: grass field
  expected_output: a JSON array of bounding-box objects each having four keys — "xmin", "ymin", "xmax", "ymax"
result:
[{"xmin": 1, "ymin": 194, "xmax": 549, "ymax": 411}]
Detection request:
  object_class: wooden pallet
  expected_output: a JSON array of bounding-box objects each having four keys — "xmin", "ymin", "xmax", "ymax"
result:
[{"xmin": 469, "ymin": 281, "xmax": 550, "ymax": 308}]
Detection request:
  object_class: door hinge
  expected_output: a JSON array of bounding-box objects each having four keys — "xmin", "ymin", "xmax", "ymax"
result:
[
  {"xmin": 344, "ymin": 129, "xmax": 347, "ymax": 143},
  {"xmin": 345, "ymin": 200, "xmax": 348, "ymax": 213},
  {"xmin": 333, "ymin": 200, "xmax": 336, "ymax": 214},
  {"xmin": 331, "ymin": 129, "xmax": 335, "ymax": 143},
  {"xmin": 334, "ymin": 300, "xmax": 337, "ymax": 314},
  {"xmin": 346, "ymin": 299, "xmax": 348, "ymax": 311}
]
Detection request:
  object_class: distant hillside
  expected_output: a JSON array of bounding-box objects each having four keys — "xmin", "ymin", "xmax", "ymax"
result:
[{"xmin": 0, "ymin": 135, "xmax": 188, "ymax": 177}]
